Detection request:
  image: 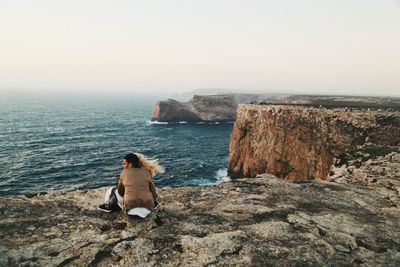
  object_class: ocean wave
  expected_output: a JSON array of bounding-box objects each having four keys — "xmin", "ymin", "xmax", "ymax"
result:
[
  {"xmin": 147, "ymin": 120, "xmax": 169, "ymax": 125},
  {"xmin": 148, "ymin": 120, "xmax": 189, "ymax": 124},
  {"xmin": 148, "ymin": 120, "xmax": 232, "ymax": 125},
  {"xmin": 214, "ymin": 168, "xmax": 231, "ymax": 184},
  {"xmin": 186, "ymin": 168, "xmax": 231, "ymax": 187}
]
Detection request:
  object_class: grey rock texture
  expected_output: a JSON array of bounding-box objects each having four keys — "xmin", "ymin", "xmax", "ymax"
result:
[
  {"xmin": 151, "ymin": 95, "xmax": 237, "ymax": 122},
  {"xmin": 151, "ymin": 99, "xmax": 201, "ymax": 122},
  {"xmin": 229, "ymin": 104, "xmax": 400, "ymax": 179},
  {"xmin": 1, "ymin": 153, "xmax": 400, "ymax": 266}
]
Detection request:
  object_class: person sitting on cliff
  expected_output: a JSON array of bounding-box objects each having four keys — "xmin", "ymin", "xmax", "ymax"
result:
[{"xmin": 99, "ymin": 152, "xmax": 164, "ymax": 218}]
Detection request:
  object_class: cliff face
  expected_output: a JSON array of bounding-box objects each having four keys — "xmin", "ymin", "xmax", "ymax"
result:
[
  {"xmin": 151, "ymin": 95, "xmax": 237, "ymax": 122},
  {"xmin": 151, "ymin": 99, "xmax": 201, "ymax": 122},
  {"xmin": 1, "ymin": 153, "xmax": 400, "ymax": 266},
  {"xmin": 229, "ymin": 104, "xmax": 400, "ymax": 180}
]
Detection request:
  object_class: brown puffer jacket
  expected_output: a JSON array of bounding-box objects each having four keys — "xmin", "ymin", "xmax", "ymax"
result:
[{"xmin": 117, "ymin": 168, "xmax": 156, "ymax": 212}]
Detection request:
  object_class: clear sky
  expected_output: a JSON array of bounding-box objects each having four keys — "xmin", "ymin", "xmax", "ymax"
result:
[{"xmin": 0, "ymin": 0, "xmax": 399, "ymax": 96}]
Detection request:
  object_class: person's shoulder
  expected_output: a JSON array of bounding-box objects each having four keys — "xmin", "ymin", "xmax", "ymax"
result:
[
  {"xmin": 120, "ymin": 169, "xmax": 131, "ymax": 178},
  {"xmin": 138, "ymin": 168, "xmax": 152, "ymax": 178},
  {"xmin": 120, "ymin": 169, "xmax": 129, "ymax": 175},
  {"xmin": 125, "ymin": 168, "xmax": 148, "ymax": 176},
  {"xmin": 137, "ymin": 168, "xmax": 149, "ymax": 174}
]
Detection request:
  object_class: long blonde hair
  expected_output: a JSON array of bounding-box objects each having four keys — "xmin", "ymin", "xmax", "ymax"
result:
[{"xmin": 135, "ymin": 152, "xmax": 165, "ymax": 177}]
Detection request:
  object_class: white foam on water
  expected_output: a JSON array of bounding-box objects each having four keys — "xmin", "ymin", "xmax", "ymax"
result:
[
  {"xmin": 148, "ymin": 120, "xmax": 168, "ymax": 125},
  {"xmin": 214, "ymin": 168, "xmax": 231, "ymax": 184},
  {"xmin": 190, "ymin": 169, "xmax": 231, "ymax": 187}
]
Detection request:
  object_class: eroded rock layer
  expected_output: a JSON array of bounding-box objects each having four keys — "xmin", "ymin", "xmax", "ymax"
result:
[
  {"xmin": 151, "ymin": 95, "xmax": 237, "ymax": 122},
  {"xmin": 1, "ymin": 153, "xmax": 400, "ymax": 266},
  {"xmin": 228, "ymin": 104, "xmax": 400, "ymax": 180}
]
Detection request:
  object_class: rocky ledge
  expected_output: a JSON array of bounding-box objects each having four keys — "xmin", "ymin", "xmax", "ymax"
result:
[
  {"xmin": 1, "ymin": 153, "xmax": 400, "ymax": 266},
  {"xmin": 229, "ymin": 104, "xmax": 400, "ymax": 180},
  {"xmin": 151, "ymin": 95, "xmax": 237, "ymax": 122}
]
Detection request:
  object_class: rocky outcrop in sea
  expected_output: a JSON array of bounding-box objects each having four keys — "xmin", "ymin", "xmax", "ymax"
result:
[
  {"xmin": 151, "ymin": 95, "xmax": 237, "ymax": 122},
  {"xmin": 228, "ymin": 104, "xmax": 400, "ymax": 180},
  {"xmin": 1, "ymin": 152, "xmax": 400, "ymax": 266}
]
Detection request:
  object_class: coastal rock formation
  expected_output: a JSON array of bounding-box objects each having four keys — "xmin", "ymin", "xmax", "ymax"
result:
[
  {"xmin": 151, "ymin": 95, "xmax": 237, "ymax": 122},
  {"xmin": 228, "ymin": 104, "xmax": 400, "ymax": 180},
  {"xmin": 151, "ymin": 99, "xmax": 201, "ymax": 122},
  {"xmin": 1, "ymin": 153, "xmax": 400, "ymax": 266},
  {"xmin": 152, "ymin": 93, "xmax": 400, "ymax": 123}
]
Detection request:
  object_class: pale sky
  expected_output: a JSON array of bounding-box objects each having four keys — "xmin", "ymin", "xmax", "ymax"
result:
[{"xmin": 0, "ymin": 0, "xmax": 399, "ymax": 96}]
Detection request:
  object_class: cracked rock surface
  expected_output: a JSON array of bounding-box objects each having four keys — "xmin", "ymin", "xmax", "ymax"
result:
[{"xmin": 1, "ymin": 154, "xmax": 400, "ymax": 266}]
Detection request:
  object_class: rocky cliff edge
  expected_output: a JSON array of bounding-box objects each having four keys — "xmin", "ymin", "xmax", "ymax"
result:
[
  {"xmin": 229, "ymin": 104, "xmax": 400, "ymax": 180},
  {"xmin": 1, "ymin": 152, "xmax": 400, "ymax": 266}
]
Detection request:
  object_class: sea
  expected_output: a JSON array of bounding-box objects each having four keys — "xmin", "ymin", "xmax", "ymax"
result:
[{"xmin": 0, "ymin": 92, "xmax": 233, "ymax": 196}]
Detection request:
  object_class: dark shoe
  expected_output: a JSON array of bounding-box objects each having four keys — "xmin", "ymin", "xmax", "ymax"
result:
[
  {"xmin": 99, "ymin": 187, "xmax": 122, "ymax": 213},
  {"xmin": 99, "ymin": 203, "xmax": 120, "ymax": 213},
  {"xmin": 99, "ymin": 203, "xmax": 113, "ymax": 212}
]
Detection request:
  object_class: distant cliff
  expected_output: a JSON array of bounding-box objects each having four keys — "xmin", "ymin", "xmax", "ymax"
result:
[
  {"xmin": 228, "ymin": 104, "xmax": 400, "ymax": 180},
  {"xmin": 151, "ymin": 95, "xmax": 237, "ymax": 122},
  {"xmin": 151, "ymin": 94, "xmax": 400, "ymax": 122}
]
